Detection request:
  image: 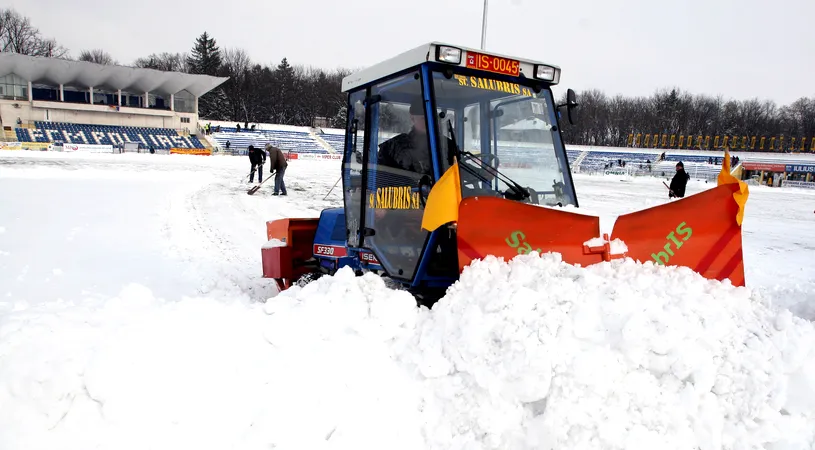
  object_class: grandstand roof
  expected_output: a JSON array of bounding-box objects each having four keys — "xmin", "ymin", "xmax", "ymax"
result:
[{"xmin": 0, "ymin": 53, "xmax": 228, "ymax": 97}]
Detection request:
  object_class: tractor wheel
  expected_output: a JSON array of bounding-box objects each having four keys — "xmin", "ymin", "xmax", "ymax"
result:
[
  {"xmin": 411, "ymin": 287, "xmax": 447, "ymax": 309},
  {"xmin": 294, "ymin": 272, "xmax": 323, "ymax": 288}
]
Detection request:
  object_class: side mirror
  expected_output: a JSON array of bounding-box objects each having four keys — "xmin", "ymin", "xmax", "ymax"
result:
[
  {"xmin": 566, "ymin": 88, "xmax": 578, "ymax": 125},
  {"xmin": 556, "ymin": 89, "xmax": 579, "ymax": 125}
]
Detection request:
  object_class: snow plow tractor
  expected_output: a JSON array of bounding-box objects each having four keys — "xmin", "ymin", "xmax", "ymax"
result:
[{"xmin": 261, "ymin": 42, "xmax": 749, "ymax": 305}]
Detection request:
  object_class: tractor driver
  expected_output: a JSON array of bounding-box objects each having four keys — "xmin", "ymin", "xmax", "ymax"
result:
[{"xmin": 377, "ymin": 101, "xmax": 433, "ymax": 177}]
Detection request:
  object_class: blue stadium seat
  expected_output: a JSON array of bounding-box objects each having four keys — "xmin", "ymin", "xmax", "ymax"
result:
[
  {"xmin": 18, "ymin": 121, "xmax": 205, "ymax": 149},
  {"xmin": 321, "ymin": 133, "xmax": 345, "ymax": 152},
  {"xmin": 211, "ymin": 129, "xmax": 330, "ymax": 154}
]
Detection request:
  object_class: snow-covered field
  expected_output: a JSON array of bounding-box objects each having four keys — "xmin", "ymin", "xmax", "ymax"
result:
[{"xmin": 1, "ymin": 150, "xmax": 814, "ymax": 449}]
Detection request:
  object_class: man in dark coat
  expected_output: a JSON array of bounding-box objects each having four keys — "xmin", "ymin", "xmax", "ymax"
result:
[
  {"xmin": 377, "ymin": 102, "xmax": 433, "ymax": 177},
  {"xmin": 669, "ymin": 161, "xmax": 690, "ymax": 198},
  {"xmin": 248, "ymin": 145, "xmax": 265, "ymax": 183},
  {"xmin": 267, "ymin": 144, "xmax": 288, "ymax": 196}
]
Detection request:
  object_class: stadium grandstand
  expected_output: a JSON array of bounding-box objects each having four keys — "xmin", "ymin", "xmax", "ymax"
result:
[{"xmin": 0, "ymin": 52, "xmax": 226, "ymax": 151}]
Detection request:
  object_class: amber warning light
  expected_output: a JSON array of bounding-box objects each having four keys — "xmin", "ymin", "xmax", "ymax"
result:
[{"xmin": 465, "ymin": 51, "xmax": 520, "ymax": 77}]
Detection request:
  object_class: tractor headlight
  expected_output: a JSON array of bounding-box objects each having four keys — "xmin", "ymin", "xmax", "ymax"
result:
[
  {"xmin": 534, "ymin": 64, "xmax": 557, "ymax": 82},
  {"xmin": 436, "ymin": 46, "xmax": 462, "ymax": 64}
]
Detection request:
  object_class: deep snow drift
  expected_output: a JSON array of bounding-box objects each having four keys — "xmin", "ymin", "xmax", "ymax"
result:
[
  {"xmin": 2, "ymin": 150, "xmax": 815, "ymax": 449},
  {"xmin": 1, "ymin": 255, "xmax": 814, "ymax": 449}
]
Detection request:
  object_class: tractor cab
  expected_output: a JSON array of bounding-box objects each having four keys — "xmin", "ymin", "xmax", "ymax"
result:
[{"xmin": 340, "ymin": 43, "xmax": 580, "ymax": 295}]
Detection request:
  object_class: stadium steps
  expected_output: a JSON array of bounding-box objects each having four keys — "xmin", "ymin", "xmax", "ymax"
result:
[
  {"xmin": 572, "ymin": 150, "xmax": 589, "ymax": 171},
  {"xmin": 308, "ymin": 129, "xmax": 338, "ymax": 153},
  {"xmin": 196, "ymin": 133, "xmax": 215, "ymax": 151}
]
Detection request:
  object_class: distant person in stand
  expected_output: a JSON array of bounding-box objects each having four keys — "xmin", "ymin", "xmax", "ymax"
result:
[
  {"xmin": 669, "ymin": 161, "xmax": 690, "ymax": 199},
  {"xmin": 248, "ymin": 145, "xmax": 265, "ymax": 183},
  {"xmin": 267, "ymin": 143, "xmax": 288, "ymax": 196}
]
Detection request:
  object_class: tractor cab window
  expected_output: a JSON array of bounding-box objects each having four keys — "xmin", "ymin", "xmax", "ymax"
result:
[{"xmin": 432, "ymin": 71, "xmax": 576, "ymax": 207}]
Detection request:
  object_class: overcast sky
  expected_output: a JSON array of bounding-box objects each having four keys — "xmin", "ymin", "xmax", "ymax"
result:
[{"xmin": 9, "ymin": 0, "xmax": 814, "ymax": 105}]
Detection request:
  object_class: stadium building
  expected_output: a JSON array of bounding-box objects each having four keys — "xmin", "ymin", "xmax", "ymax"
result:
[{"xmin": 0, "ymin": 53, "xmax": 227, "ymax": 150}]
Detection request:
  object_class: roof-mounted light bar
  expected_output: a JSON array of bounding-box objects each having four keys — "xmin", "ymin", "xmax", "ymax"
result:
[
  {"xmin": 534, "ymin": 64, "xmax": 560, "ymax": 84},
  {"xmin": 435, "ymin": 45, "xmax": 462, "ymax": 65}
]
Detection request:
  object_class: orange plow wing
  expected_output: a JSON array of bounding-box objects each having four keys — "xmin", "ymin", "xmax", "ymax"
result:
[
  {"xmin": 453, "ymin": 153, "xmax": 749, "ymax": 286},
  {"xmin": 611, "ymin": 183, "xmax": 745, "ymax": 286},
  {"xmin": 457, "ymin": 197, "xmax": 603, "ymax": 269}
]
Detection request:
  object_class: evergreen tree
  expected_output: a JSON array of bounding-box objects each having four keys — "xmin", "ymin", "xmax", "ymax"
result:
[
  {"xmin": 187, "ymin": 32, "xmax": 224, "ymax": 119},
  {"xmin": 187, "ymin": 32, "xmax": 222, "ymax": 76}
]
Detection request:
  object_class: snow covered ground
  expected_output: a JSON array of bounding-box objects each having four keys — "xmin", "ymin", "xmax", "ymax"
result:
[{"xmin": 1, "ymin": 149, "xmax": 814, "ymax": 449}]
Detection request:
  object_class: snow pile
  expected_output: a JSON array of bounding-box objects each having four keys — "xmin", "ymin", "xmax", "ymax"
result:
[
  {"xmin": 261, "ymin": 238, "xmax": 286, "ymax": 248},
  {"xmin": 0, "ymin": 285, "xmax": 273, "ymax": 450},
  {"xmin": 260, "ymin": 269, "xmax": 426, "ymax": 448},
  {"xmin": 0, "ymin": 275, "xmax": 425, "ymax": 450},
  {"xmin": 408, "ymin": 254, "xmax": 815, "ymax": 449},
  {"xmin": 582, "ymin": 236, "xmax": 629, "ymax": 255},
  {"xmin": 1, "ymin": 255, "xmax": 814, "ymax": 449}
]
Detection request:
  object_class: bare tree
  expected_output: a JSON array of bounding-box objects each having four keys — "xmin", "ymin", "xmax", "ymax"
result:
[
  {"xmin": 133, "ymin": 52, "xmax": 190, "ymax": 72},
  {"xmin": 219, "ymin": 47, "xmax": 253, "ymax": 121},
  {"xmin": 78, "ymin": 49, "xmax": 116, "ymax": 65},
  {"xmin": 0, "ymin": 8, "xmax": 69, "ymax": 58}
]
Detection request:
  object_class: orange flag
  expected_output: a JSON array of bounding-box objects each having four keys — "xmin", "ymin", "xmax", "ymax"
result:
[
  {"xmin": 421, "ymin": 162, "xmax": 462, "ymax": 232},
  {"xmin": 717, "ymin": 148, "xmax": 749, "ymax": 226}
]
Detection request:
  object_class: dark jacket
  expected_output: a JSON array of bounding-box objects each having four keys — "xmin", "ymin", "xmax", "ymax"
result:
[
  {"xmin": 378, "ymin": 128, "xmax": 433, "ymax": 176},
  {"xmin": 248, "ymin": 146, "xmax": 265, "ymax": 165},
  {"xmin": 267, "ymin": 145, "xmax": 288, "ymax": 171},
  {"xmin": 669, "ymin": 169, "xmax": 690, "ymax": 198}
]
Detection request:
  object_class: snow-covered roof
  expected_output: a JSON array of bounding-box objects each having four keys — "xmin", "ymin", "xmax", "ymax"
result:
[
  {"xmin": 0, "ymin": 53, "xmax": 228, "ymax": 97},
  {"xmin": 341, "ymin": 42, "xmax": 560, "ymax": 92}
]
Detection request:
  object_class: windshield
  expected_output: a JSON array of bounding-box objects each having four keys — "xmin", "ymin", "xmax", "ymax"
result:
[{"xmin": 432, "ymin": 71, "xmax": 576, "ymax": 207}]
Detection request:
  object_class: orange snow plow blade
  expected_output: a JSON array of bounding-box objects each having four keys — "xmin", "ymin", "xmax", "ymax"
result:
[
  {"xmin": 611, "ymin": 183, "xmax": 745, "ymax": 286},
  {"xmin": 457, "ymin": 197, "xmax": 603, "ymax": 268},
  {"xmin": 454, "ymin": 152, "xmax": 749, "ymax": 286}
]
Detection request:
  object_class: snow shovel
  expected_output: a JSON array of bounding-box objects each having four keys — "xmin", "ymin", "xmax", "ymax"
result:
[
  {"xmin": 247, "ymin": 171, "xmax": 275, "ymax": 195},
  {"xmin": 323, "ymin": 176, "xmax": 341, "ymax": 200},
  {"xmin": 662, "ymin": 181, "xmax": 676, "ymax": 198}
]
